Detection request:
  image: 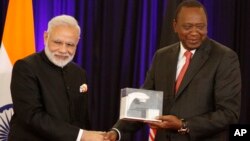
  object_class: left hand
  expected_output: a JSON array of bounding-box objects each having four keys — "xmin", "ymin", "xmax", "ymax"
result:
[{"xmin": 144, "ymin": 115, "xmax": 182, "ymax": 130}]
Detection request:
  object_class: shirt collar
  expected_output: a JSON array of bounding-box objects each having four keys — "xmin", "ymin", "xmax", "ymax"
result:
[{"xmin": 179, "ymin": 42, "xmax": 196, "ymax": 57}]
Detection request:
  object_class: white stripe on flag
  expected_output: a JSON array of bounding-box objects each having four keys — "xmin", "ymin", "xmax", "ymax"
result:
[{"xmin": 0, "ymin": 44, "xmax": 13, "ymax": 106}]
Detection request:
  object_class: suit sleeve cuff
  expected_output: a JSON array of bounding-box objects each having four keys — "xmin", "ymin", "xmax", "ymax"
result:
[
  {"xmin": 112, "ymin": 128, "xmax": 121, "ymax": 141},
  {"xmin": 76, "ymin": 129, "xmax": 83, "ymax": 141}
]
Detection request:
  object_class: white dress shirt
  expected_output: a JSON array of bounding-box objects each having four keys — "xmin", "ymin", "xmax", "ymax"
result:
[{"xmin": 176, "ymin": 42, "xmax": 196, "ymax": 80}]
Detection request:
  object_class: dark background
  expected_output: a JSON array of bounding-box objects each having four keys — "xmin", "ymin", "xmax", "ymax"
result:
[{"xmin": 1, "ymin": 0, "xmax": 249, "ymax": 140}]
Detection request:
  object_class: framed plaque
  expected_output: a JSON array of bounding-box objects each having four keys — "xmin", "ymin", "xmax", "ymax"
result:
[{"xmin": 119, "ymin": 88, "xmax": 163, "ymax": 121}]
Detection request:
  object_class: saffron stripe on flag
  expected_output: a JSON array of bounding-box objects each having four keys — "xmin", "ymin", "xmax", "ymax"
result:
[{"xmin": 2, "ymin": 0, "xmax": 35, "ymax": 64}]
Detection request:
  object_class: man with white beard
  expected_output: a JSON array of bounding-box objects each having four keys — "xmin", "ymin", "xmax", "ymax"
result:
[{"xmin": 8, "ymin": 15, "xmax": 106, "ymax": 141}]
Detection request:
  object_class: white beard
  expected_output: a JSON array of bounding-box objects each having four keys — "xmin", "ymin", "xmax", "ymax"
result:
[{"xmin": 45, "ymin": 46, "xmax": 74, "ymax": 68}]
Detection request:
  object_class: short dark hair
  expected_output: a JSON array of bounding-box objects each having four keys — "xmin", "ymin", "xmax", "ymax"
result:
[{"xmin": 174, "ymin": 0, "xmax": 207, "ymax": 21}]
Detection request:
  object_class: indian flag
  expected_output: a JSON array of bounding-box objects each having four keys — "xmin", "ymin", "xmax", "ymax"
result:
[{"xmin": 0, "ymin": 0, "xmax": 35, "ymax": 139}]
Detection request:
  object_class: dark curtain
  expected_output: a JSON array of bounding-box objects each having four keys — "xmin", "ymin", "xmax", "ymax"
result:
[
  {"xmin": 1, "ymin": 0, "xmax": 250, "ymax": 140},
  {"xmin": 0, "ymin": 0, "xmax": 8, "ymax": 42}
]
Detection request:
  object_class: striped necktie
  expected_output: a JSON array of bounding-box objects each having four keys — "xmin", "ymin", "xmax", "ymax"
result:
[{"xmin": 175, "ymin": 51, "xmax": 192, "ymax": 93}]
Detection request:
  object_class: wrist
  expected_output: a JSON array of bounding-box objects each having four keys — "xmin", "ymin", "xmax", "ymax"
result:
[
  {"xmin": 111, "ymin": 128, "xmax": 121, "ymax": 141},
  {"xmin": 177, "ymin": 119, "xmax": 189, "ymax": 134}
]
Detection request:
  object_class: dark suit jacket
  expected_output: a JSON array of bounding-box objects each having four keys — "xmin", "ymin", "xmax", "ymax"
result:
[
  {"xmin": 8, "ymin": 51, "xmax": 90, "ymax": 141},
  {"xmin": 114, "ymin": 38, "xmax": 241, "ymax": 141}
]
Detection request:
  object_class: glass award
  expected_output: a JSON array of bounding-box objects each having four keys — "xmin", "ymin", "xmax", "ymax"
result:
[{"xmin": 119, "ymin": 88, "xmax": 163, "ymax": 121}]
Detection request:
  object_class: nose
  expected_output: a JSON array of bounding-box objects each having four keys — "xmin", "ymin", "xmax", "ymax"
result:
[
  {"xmin": 59, "ymin": 44, "xmax": 67, "ymax": 53},
  {"xmin": 190, "ymin": 27, "xmax": 199, "ymax": 36}
]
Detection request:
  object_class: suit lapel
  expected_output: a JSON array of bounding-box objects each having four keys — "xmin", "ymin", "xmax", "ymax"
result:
[
  {"xmin": 162, "ymin": 44, "xmax": 180, "ymax": 93},
  {"xmin": 175, "ymin": 39, "xmax": 211, "ymax": 98},
  {"xmin": 161, "ymin": 44, "xmax": 180, "ymax": 113}
]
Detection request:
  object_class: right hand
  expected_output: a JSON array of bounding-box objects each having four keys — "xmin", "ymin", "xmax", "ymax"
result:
[
  {"xmin": 144, "ymin": 115, "xmax": 182, "ymax": 130},
  {"xmin": 104, "ymin": 130, "xmax": 118, "ymax": 141},
  {"xmin": 81, "ymin": 130, "xmax": 106, "ymax": 141}
]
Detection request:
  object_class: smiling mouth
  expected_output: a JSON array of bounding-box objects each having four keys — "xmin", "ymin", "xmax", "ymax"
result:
[
  {"xmin": 55, "ymin": 55, "xmax": 69, "ymax": 60},
  {"xmin": 188, "ymin": 39, "xmax": 200, "ymax": 44}
]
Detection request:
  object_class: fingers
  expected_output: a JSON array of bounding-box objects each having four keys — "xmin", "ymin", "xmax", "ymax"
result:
[
  {"xmin": 82, "ymin": 130, "xmax": 109, "ymax": 141},
  {"xmin": 144, "ymin": 120, "xmax": 164, "ymax": 129},
  {"xmin": 157, "ymin": 115, "xmax": 178, "ymax": 121},
  {"xmin": 144, "ymin": 115, "xmax": 182, "ymax": 130},
  {"xmin": 94, "ymin": 131, "xmax": 106, "ymax": 135},
  {"xmin": 157, "ymin": 115, "xmax": 170, "ymax": 121},
  {"xmin": 104, "ymin": 131, "xmax": 117, "ymax": 141}
]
